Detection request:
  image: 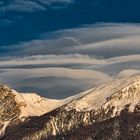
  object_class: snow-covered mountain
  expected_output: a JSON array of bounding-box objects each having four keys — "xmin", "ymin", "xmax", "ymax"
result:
[
  {"xmin": 0, "ymin": 85, "xmax": 62, "ymax": 137},
  {"xmin": 1, "ymin": 75, "xmax": 140, "ymax": 140}
]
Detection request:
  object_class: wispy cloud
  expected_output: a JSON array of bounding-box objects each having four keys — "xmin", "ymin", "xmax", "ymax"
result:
[
  {"xmin": 0, "ymin": 0, "xmax": 74, "ymax": 13},
  {"xmin": 0, "ymin": 19, "xmax": 13, "ymax": 26},
  {"xmin": 2, "ymin": 23, "xmax": 140, "ymax": 57},
  {"xmin": 4, "ymin": 0, "xmax": 46, "ymax": 12},
  {"xmin": 37, "ymin": 0, "xmax": 74, "ymax": 5},
  {"xmin": 0, "ymin": 1, "xmax": 4, "ymax": 6}
]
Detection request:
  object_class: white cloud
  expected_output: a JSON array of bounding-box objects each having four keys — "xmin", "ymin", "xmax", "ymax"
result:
[
  {"xmin": 1, "ymin": 54, "xmax": 140, "ymax": 66},
  {"xmin": 46, "ymin": 23, "xmax": 140, "ymax": 44},
  {"xmin": 0, "ymin": 54, "xmax": 105, "ymax": 66},
  {"xmin": 1, "ymin": 54, "xmax": 140, "ymax": 74}
]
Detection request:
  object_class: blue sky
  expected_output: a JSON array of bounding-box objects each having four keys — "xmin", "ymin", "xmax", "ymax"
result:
[
  {"xmin": 1, "ymin": 0, "xmax": 140, "ymax": 47},
  {"xmin": 1, "ymin": 0, "xmax": 140, "ymax": 98}
]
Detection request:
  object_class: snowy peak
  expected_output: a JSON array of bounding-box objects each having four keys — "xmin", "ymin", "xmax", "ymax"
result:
[
  {"xmin": 104, "ymin": 80, "xmax": 140, "ymax": 114},
  {"xmin": 65, "ymin": 76, "xmax": 140, "ymax": 114},
  {"xmin": 14, "ymin": 91, "xmax": 61, "ymax": 117},
  {"xmin": 0, "ymin": 85, "xmax": 61, "ymax": 119},
  {"xmin": 0, "ymin": 85, "xmax": 61, "ymax": 137}
]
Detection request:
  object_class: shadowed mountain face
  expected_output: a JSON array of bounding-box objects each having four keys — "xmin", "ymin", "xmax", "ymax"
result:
[
  {"xmin": 45, "ymin": 111, "xmax": 140, "ymax": 140},
  {"xmin": 1, "ymin": 76, "xmax": 140, "ymax": 140},
  {"xmin": 2, "ymin": 106, "xmax": 140, "ymax": 140}
]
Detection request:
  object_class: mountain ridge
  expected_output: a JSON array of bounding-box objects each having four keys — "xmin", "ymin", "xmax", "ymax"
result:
[{"xmin": 1, "ymin": 75, "xmax": 140, "ymax": 139}]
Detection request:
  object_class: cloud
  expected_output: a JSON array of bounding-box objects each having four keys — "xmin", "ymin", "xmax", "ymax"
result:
[
  {"xmin": 0, "ymin": 54, "xmax": 105, "ymax": 67},
  {"xmin": 1, "ymin": 53, "xmax": 140, "ymax": 98},
  {"xmin": 0, "ymin": 37, "xmax": 82, "ymax": 57},
  {"xmin": 46, "ymin": 23, "xmax": 140, "ymax": 44},
  {"xmin": 0, "ymin": 19, "xmax": 13, "ymax": 26},
  {"xmin": 0, "ymin": 68, "xmax": 112, "ymax": 98},
  {"xmin": 0, "ymin": 1, "xmax": 4, "ymax": 6},
  {"xmin": 1, "ymin": 23, "xmax": 140, "ymax": 98},
  {"xmin": 1, "ymin": 54, "xmax": 140, "ymax": 66},
  {"xmin": 0, "ymin": 0, "xmax": 74, "ymax": 13},
  {"xmin": 38, "ymin": 0, "xmax": 74, "ymax": 5},
  {"xmin": 117, "ymin": 69, "xmax": 140, "ymax": 78},
  {"xmin": 2, "ymin": 23, "xmax": 140, "ymax": 58},
  {"xmin": 67, "ymin": 35, "xmax": 140, "ymax": 57},
  {"xmin": 4, "ymin": 0, "xmax": 46, "ymax": 12},
  {"xmin": 1, "ymin": 54, "xmax": 140, "ymax": 74}
]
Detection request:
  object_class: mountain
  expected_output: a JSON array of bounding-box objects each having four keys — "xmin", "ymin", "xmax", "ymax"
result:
[
  {"xmin": 0, "ymin": 85, "xmax": 62, "ymax": 137},
  {"xmin": 1, "ymin": 75, "xmax": 140, "ymax": 140}
]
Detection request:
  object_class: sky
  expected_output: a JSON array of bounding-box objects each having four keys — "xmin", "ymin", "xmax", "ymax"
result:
[{"xmin": 1, "ymin": 0, "xmax": 140, "ymax": 99}]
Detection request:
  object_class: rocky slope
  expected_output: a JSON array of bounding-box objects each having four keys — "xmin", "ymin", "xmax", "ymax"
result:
[{"xmin": 1, "ymin": 76, "xmax": 140, "ymax": 139}]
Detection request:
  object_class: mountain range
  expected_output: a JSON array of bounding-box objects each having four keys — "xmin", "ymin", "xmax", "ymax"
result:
[{"xmin": 1, "ymin": 75, "xmax": 140, "ymax": 140}]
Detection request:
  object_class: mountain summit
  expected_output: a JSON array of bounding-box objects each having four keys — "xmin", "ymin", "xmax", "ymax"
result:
[{"xmin": 1, "ymin": 76, "xmax": 140, "ymax": 140}]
